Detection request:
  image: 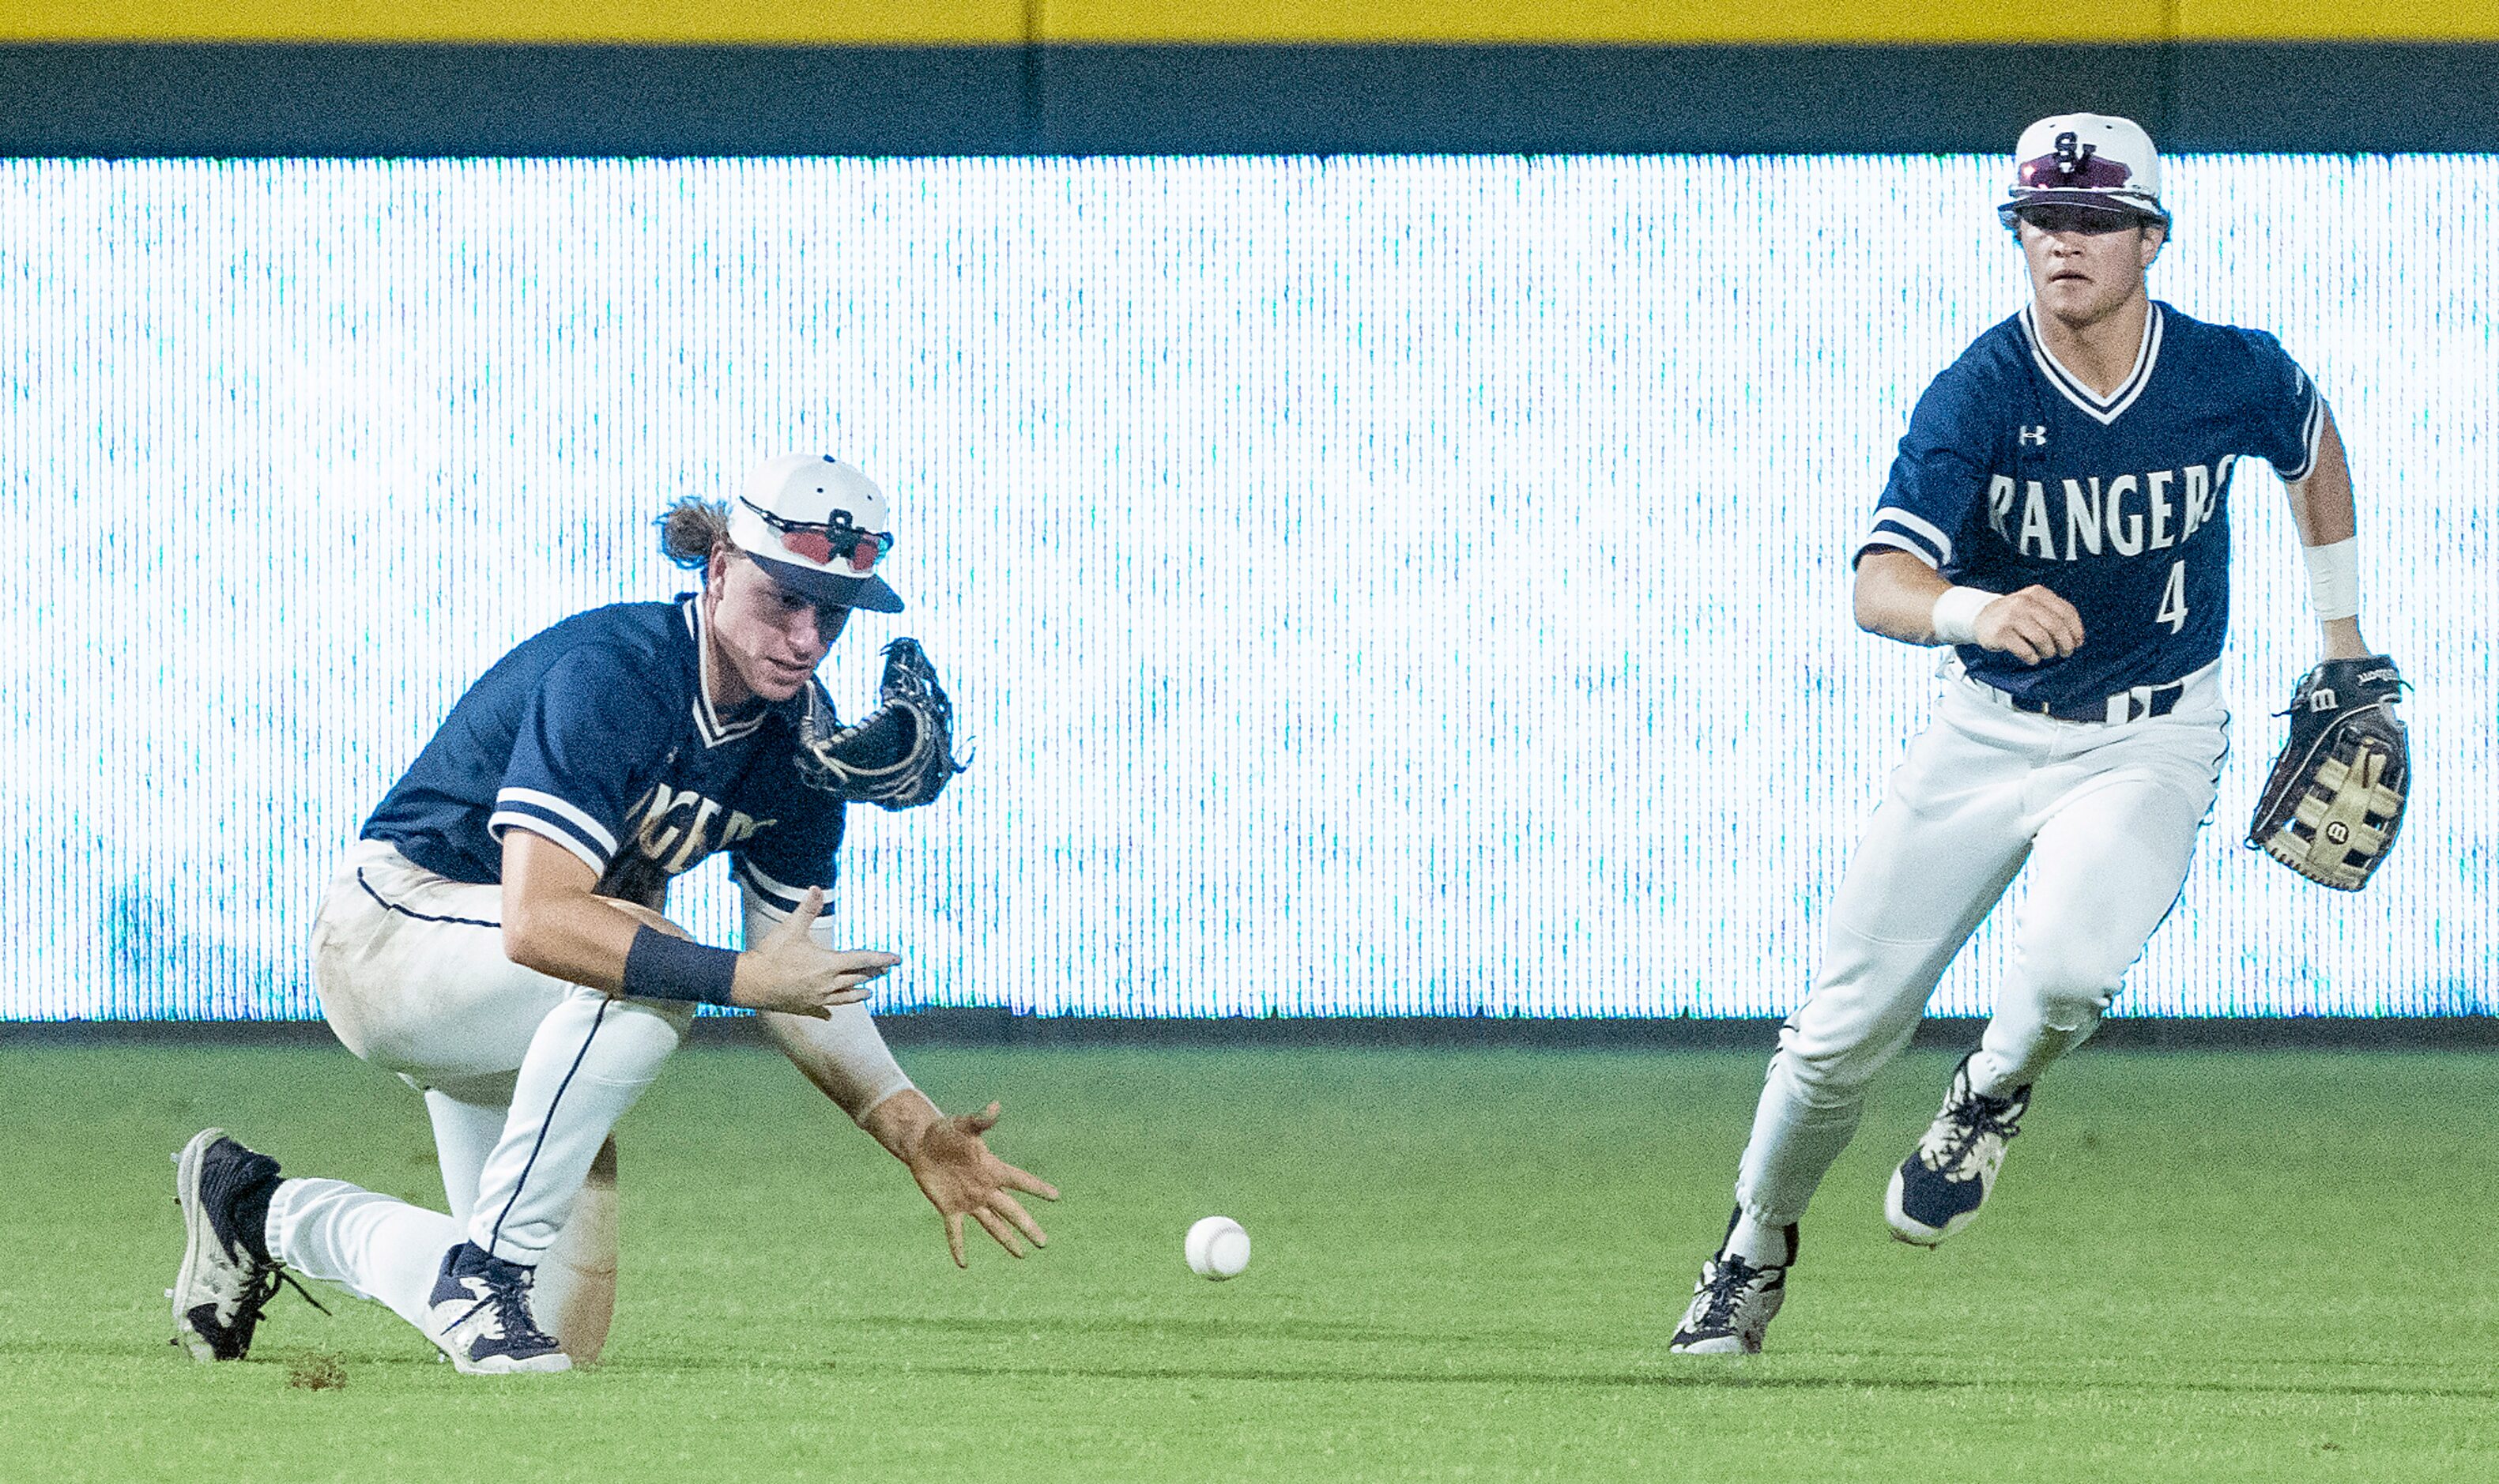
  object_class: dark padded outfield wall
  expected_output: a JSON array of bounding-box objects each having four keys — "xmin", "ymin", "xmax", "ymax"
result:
[
  {"xmin": 4, "ymin": 42, "xmax": 2497, "ymax": 154},
  {"xmin": 6, "ymin": 0, "xmax": 2497, "ymax": 154}
]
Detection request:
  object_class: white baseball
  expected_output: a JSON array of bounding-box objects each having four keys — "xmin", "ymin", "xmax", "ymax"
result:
[{"xmin": 1185, "ymin": 1215, "xmax": 1250, "ymax": 1280}]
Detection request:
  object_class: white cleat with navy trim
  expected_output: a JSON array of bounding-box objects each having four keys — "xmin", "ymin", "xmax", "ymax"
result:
[
  {"xmin": 1886, "ymin": 1053, "xmax": 2032, "ymax": 1247},
  {"xmin": 1669, "ymin": 1216, "xmax": 1798, "ymax": 1356},
  {"xmin": 426, "ymin": 1241, "xmax": 572, "ymax": 1374}
]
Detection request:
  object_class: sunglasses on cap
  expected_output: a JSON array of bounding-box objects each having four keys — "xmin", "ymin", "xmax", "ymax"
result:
[
  {"xmin": 2016, "ymin": 137, "xmax": 2136, "ymax": 192},
  {"xmin": 741, "ymin": 498, "xmax": 894, "ymax": 574}
]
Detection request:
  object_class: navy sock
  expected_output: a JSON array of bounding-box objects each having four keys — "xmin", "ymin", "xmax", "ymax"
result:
[{"xmin": 230, "ymin": 1176, "xmax": 277, "ymax": 1267}]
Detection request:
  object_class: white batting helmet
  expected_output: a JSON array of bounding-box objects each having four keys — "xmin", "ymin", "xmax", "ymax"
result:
[
  {"xmin": 728, "ymin": 454, "xmax": 906, "ymax": 614},
  {"xmin": 1999, "ymin": 113, "xmax": 2169, "ymax": 230}
]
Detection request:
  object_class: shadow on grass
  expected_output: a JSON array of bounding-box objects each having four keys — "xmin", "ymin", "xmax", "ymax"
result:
[
  {"xmin": 36, "ymin": 1339, "xmax": 2499, "ymax": 1404},
  {"xmin": 903, "ymin": 1359, "xmax": 1962, "ymax": 1391},
  {"xmin": 880, "ymin": 1359, "xmax": 2499, "ymax": 1401},
  {"xmin": 841, "ymin": 1311, "xmax": 1487, "ymax": 1347},
  {"xmin": 828, "ymin": 1316, "xmax": 2499, "ymax": 1402}
]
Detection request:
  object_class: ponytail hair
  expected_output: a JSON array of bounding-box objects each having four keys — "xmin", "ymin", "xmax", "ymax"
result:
[{"xmin": 658, "ymin": 496, "xmax": 733, "ymax": 571}]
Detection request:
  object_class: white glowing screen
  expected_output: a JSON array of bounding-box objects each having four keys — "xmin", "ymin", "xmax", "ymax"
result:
[{"xmin": 4, "ymin": 157, "xmax": 2490, "ymax": 1019}]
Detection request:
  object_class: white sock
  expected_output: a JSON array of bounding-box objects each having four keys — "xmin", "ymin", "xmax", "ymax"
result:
[{"xmin": 1724, "ymin": 1213, "xmax": 1792, "ymax": 1267}]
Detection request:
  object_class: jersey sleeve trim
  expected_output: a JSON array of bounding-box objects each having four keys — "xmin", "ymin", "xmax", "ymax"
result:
[
  {"xmin": 495, "ymin": 788, "xmax": 619, "ymax": 854},
  {"xmin": 1856, "ymin": 532, "xmax": 1942, "ymax": 569},
  {"xmin": 486, "ymin": 813, "xmax": 609, "ymax": 876},
  {"xmin": 1866, "ymin": 506, "xmax": 1954, "ymax": 567},
  {"xmin": 488, "ymin": 787, "xmax": 620, "ymax": 873},
  {"xmin": 2273, "ymin": 382, "xmax": 2328, "ymax": 483}
]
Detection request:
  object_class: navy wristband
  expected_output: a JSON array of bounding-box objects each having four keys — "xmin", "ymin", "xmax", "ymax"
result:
[{"xmin": 620, "ymin": 926, "xmax": 741, "ymax": 1007}]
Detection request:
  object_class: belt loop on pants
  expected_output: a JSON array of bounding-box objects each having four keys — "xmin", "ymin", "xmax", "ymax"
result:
[{"xmin": 2102, "ymin": 679, "xmax": 2187, "ymax": 724}]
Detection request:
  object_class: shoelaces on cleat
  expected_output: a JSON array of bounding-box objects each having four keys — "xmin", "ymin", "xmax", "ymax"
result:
[
  {"xmin": 1918, "ymin": 1092, "xmax": 2026, "ymax": 1179},
  {"xmin": 453, "ymin": 1264, "xmax": 556, "ymax": 1350},
  {"xmin": 1691, "ymin": 1257, "xmax": 1761, "ymax": 1331},
  {"xmin": 223, "ymin": 1266, "xmax": 331, "ymax": 1353},
  {"xmin": 254, "ymin": 1266, "xmax": 331, "ymax": 1321},
  {"xmin": 191, "ymin": 1263, "xmax": 327, "ymax": 1359}
]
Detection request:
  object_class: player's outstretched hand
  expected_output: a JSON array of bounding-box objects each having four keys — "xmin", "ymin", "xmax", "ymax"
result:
[
  {"xmin": 903, "ymin": 1101, "xmax": 1061, "ymax": 1267},
  {"xmin": 730, "ymin": 887, "xmax": 899, "ymax": 1019},
  {"xmin": 1973, "ymin": 584, "xmax": 2086, "ymax": 666}
]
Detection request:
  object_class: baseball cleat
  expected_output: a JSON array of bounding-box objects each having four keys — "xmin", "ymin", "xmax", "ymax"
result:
[
  {"xmin": 426, "ymin": 1242, "xmax": 571, "ymax": 1374},
  {"xmin": 1669, "ymin": 1215, "xmax": 1797, "ymax": 1356},
  {"xmin": 1886, "ymin": 1053, "xmax": 2032, "ymax": 1247},
  {"xmin": 172, "ymin": 1128, "xmax": 322, "ymax": 1361}
]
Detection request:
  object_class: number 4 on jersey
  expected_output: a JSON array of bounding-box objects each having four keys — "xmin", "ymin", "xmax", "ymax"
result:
[{"xmin": 2155, "ymin": 559, "xmax": 2188, "ymax": 635}]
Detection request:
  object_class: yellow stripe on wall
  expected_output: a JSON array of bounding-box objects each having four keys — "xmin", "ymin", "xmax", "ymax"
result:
[
  {"xmin": 9, "ymin": 0, "xmax": 2497, "ymax": 43},
  {"xmin": 2182, "ymin": 0, "xmax": 2499, "ymax": 40}
]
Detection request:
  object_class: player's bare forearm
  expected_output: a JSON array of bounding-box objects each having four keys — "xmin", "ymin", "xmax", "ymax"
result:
[
  {"xmin": 1852, "ymin": 550, "xmax": 1957, "ymax": 645},
  {"xmin": 2283, "ymin": 409, "xmax": 2373, "ymax": 661},
  {"xmin": 502, "ymin": 833, "xmax": 890, "ymax": 1016},
  {"xmin": 2284, "ymin": 409, "xmax": 2358, "ymax": 548},
  {"xmin": 499, "ymin": 828, "xmax": 647, "ymax": 991},
  {"xmin": 1854, "ymin": 549, "xmax": 2084, "ymax": 665}
]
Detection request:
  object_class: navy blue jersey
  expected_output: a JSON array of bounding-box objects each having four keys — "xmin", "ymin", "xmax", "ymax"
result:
[
  {"xmin": 362, "ymin": 595, "xmax": 842, "ymax": 918},
  {"xmin": 1860, "ymin": 302, "xmax": 2323, "ymax": 708}
]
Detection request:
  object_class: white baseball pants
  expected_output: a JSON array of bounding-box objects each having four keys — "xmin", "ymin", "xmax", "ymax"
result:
[
  {"xmin": 263, "ymin": 840, "xmax": 692, "ymax": 1351},
  {"xmin": 1733, "ymin": 662, "xmax": 2228, "ymax": 1228}
]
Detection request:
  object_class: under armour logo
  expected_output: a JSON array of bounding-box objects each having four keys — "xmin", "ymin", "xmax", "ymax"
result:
[{"xmin": 2018, "ymin": 425, "xmax": 2047, "ymax": 446}]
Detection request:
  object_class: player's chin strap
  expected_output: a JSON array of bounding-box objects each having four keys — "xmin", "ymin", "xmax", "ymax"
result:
[{"xmin": 795, "ymin": 638, "xmax": 969, "ymax": 810}]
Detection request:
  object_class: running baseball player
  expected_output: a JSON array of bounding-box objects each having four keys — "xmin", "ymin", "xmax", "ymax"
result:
[
  {"xmin": 169, "ymin": 454, "xmax": 1055, "ymax": 1374},
  {"xmin": 1670, "ymin": 115, "xmax": 2401, "ymax": 1354}
]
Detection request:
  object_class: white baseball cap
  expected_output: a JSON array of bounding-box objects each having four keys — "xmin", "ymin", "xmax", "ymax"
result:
[
  {"xmin": 728, "ymin": 454, "xmax": 905, "ymax": 614},
  {"xmin": 2000, "ymin": 113, "xmax": 2169, "ymax": 228}
]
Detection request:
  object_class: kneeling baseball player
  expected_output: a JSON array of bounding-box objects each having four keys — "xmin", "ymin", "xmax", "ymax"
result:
[
  {"xmin": 1671, "ymin": 115, "xmax": 2410, "ymax": 1354},
  {"xmin": 170, "ymin": 454, "xmax": 1056, "ymax": 1373}
]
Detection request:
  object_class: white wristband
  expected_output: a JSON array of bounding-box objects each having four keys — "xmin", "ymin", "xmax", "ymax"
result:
[
  {"xmin": 1930, "ymin": 586, "xmax": 1997, "ymax": 646},
  {"xmin": 2301, "ymin": 537, "xmax": 2360, "ymax": 622}
]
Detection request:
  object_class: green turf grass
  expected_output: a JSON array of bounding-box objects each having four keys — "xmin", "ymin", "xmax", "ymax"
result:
[{"xmin": 1, "ymin": 1040, "xmax": 2493, "ymax": 1482}]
